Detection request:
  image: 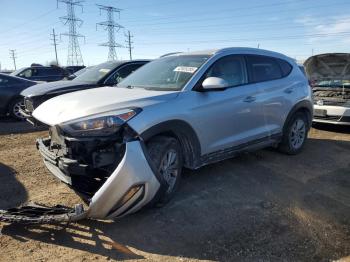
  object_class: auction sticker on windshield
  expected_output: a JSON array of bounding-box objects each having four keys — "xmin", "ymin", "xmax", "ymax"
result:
[{"xmin": 174, "ymin": 66, "xmax": 198, "ymax": 73}]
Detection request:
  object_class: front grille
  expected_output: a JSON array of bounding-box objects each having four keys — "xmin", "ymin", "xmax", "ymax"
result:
[
  {"xmin": 314, "ymin": 100, "xmax": 349, "ymax": 106},
  {"xmin": 24, "ymin": 98, "xmax": 34, "ymax": 112},
  {"xmin": 314, "ymin": 115, "xmax": 342, "ymax": 121}
]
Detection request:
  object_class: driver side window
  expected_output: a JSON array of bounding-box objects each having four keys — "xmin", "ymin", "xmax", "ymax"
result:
[{"xmin": 203, "ymin": 55, "xmax": 247, "ymax": 87}]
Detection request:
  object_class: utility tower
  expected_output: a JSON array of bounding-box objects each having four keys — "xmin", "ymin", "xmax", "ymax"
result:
[
  {"xmin": 58, "ymin": 0, "xmax": 84, "ymax": 66},
  {"xmin": 9, "ymin": 50, "xmax": 17, "ymax": 70},
  {"xmin": 97, "ymin": 5, "xmax": 123, "ymax": 61},
  {"xmin": 50, "ymin": 28, "xmax": 59, "ymax": 65},
  {"xmin": 125, "ymin": 30, "xmax": 134, "ymax": 60}
]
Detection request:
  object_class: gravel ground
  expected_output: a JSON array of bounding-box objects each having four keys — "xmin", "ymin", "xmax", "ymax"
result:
[{"xmin": 0, "ymin": 120, "xmax": 349, "ymax": 262}]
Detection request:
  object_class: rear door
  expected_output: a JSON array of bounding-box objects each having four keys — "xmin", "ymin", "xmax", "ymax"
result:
[{"xmin": 245, "ymin": 55, "xmax": 296, "ymax": 136}]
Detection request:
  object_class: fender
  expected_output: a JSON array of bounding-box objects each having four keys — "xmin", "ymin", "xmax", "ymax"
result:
[
  {"xmin": 283, "ymin": 100, "xmax": 313, "ymax": 131},
  {"xmin": 140, "ymin": 120, "xmax": 202, "ymax": 169}
]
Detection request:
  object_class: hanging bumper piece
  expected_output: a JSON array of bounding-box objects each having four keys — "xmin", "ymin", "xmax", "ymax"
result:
[{"xmin": 0, "ymin": 203, "xmax": 86, "ymax": 225}]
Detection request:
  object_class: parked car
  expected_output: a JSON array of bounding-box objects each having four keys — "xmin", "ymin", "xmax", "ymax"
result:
[
  {"xmin": 21, "ymin": 60, "xmax": 150, "ymax": 124},
  {"xmin": 0, "ymin": 73, "xmax": 36, "ymax": 120},
  {"xmin": 11, "ymin": 65, "xmax": 69, "ymax": 82},
  {"xmin": 304, "ymin": 53, "xmax": 350, "ymax": 125},
  {"xmin": 30, "ymin": 48, "xmax": 312, "ymax": 220}
]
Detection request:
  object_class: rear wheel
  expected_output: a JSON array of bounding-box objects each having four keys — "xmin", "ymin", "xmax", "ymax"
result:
[
  {"xmin": 147, "ymin": 136, "xmax": 183, "ymax": 206},
  {"xmin": 9, "ymin": 98, "xmax": 25, "ymax": 121},
  {"xmin": 278, "ymin": 112, "xmax": 308, "ymax": 155}
]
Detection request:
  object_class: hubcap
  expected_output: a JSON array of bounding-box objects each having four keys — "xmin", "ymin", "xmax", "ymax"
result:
[
  {"xmin": 289, "ymin": 118, "xmax": 306, "ymax": 149},
  {"xmin": 13, "ymin": 101, "xmax": 25, "ymax": 119},
  {"xmin": 159, "ymin": 149, "xmax": 179, "ymax": 193}
]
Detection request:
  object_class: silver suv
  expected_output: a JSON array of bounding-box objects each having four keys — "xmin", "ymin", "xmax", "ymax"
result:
[{"xmin": 32, "ymin": 48, "xmax": 313, "ymax": 219}]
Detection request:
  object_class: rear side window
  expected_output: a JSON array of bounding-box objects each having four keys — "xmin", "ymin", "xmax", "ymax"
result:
[
  {"xmin": 277, "ymin": 59, "xmax": 293, "ymax": 76},
  {"xmin": 246, "ymin": 55, "xmax": 282, "ymax": 83}
]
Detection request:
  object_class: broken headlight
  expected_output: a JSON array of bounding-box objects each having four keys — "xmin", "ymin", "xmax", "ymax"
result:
[{"xmin": 60, "ymin": 108, "xmax": 140, "ymax": 137}]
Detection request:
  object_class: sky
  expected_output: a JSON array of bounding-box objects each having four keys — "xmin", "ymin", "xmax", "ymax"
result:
[{"xmin": 0, "ymin": 0, "xmax": 350, "ymax": 70}]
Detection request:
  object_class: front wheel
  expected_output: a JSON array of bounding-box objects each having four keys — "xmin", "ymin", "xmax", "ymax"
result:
[
  {"xmin": 147, "ymin": 136, "xmax": 183, "ymax": 206},
  {"xmin": 278, "ymin": 112, "xmax": 308, "ymax": 155},
  {"xmin": 9, "ymin": 98, "xmax": 26, "ymax": 121}
]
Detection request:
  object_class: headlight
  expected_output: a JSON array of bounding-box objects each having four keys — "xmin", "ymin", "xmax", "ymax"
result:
[{"xmin": 60, "ymin": 108, "xmax": 140, "ymax": 137}]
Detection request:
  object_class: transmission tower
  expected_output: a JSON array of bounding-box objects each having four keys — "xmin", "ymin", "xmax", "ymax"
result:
[
  {"xmin": 96, "ymin": 5, "xmax": 123, "ymax": 61},
  {"xmin": 50, "ymin": 28, "xmax": 59, "ymax": 65},
  {"xmin": 9, "ymin": 49, "xmax": 17, "ymax": 70},
  {"xmin": 57, "ymin": 0, "xmax": 84, "ymax": 66},
  {"xmin": 125, "ymin": 30, "xmax": 134, "ymax": 60}
]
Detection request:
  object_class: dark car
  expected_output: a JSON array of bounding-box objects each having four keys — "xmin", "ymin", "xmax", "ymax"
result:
[
  {"xmin": 0, "ymin": 73, "xmax": 36, "ymax": 120},
  {"xmin": 11, "ymin": 65, "xmax": 69, "ymax": 82},
  {"xmin": 21, "ymin": 60, "xmax": 150, "ymax": 124}
]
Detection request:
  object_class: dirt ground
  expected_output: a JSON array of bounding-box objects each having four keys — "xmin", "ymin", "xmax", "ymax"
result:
[{"xmin": 0, "ymin": 120, "xmax": 349, "ymax": 262}]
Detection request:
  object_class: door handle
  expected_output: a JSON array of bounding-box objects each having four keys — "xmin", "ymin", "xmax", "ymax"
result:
[
  {"xmin": 243, "ymin": 96, "xmax": 256, "ymax": 103},
  {"xmin": 284, "ymin": 87, "xmax": 294, "ymax": 94}
]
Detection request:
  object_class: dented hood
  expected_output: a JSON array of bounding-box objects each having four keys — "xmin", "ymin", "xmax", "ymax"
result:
[
  {"xmin": 304, "ymin": 53, "xmax": 350, "ymax": 81},
  {"xmin": 33, "ymin": 86, "xmax": 179, "ymax": 126}
]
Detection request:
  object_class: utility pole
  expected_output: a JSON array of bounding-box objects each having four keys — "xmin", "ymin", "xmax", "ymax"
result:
[
  {"xmin": 9, "ymin": 49, "xmax": 17, "ymax": 70},
  {"xmin": 57, "ymin": 0, "xmax": 84, "ymax": 66},
  {"xmin": 51, "ymin": 28, "xmax": 59, "ymax": 65},
  {"xmin": 125, "ymin": 30, "xmax": 134, "ymax": 60},
  {"xmin": 97, "ymin": 4, "xmax": 123, "ymax": 61}
]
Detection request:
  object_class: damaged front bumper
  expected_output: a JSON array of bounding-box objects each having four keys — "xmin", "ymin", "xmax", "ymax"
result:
[{"xmin": 35, "ymin": 128, "xmax": 160, "ymax": 220}]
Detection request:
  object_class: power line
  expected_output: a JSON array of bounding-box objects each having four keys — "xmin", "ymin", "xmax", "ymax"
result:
[
  {"xmin": 51, "ymin": 28, "xmax": 59, "ymax": 65},
  {"xmin": 9, "ymin": 50, "xmax": 17, "ymax": 70},
  {"xmin": 124, "ymin": 0, "xmax": 350, "ymax": 28},
  {"xmin": 125, "ymin": 30, "xmax": 134, "ymax": 60},
  {"xmin": 58, "ymin": 0, "xmax": 84, "ymax": 66},
  {"xmin": 96, "ymin": 4, "xmax": 124, "ymax": 61},
  {"xmin": 0, "ymin": 8, "xmax": 57, "ymax": 35}
]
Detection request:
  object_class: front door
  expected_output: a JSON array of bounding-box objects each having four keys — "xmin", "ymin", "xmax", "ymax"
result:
[{"xmin": 185, "ymin": 55, "xmax": 267, "ymax": 155}]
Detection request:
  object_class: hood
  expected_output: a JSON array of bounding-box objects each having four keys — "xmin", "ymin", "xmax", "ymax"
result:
[
  {"xmin": 304, "ymin": 53, "xmax": 350, "ymax": 81},
  {"xmin": 33, "ymin": 86, "xmax": 179, "ymax": 126},
  {"xmin": 20, "ymin": 80, "xmax": 94, "ymax": 97}
]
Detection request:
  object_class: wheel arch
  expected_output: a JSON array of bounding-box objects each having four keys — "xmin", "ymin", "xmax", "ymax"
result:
[
  {"xmin": 283, "ymin": 100, "xmax": 313, "ymax": 131},
  {"xmin": 140, "ymin": 120, "xmax": 202, "ymax": 169}
]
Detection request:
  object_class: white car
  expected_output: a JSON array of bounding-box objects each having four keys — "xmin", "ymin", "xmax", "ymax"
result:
[{"xmin": 304, "ymin": 53, "xmax": 350, "ymax": 125}]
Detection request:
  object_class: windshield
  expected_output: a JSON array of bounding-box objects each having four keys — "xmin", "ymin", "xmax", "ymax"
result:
[
  {"xmin": 72, "ymin": 62, "xmax": 118, "ymax": 83},
  {"xmin": 315, "ymin": 79, "xmax": 350, "ymax": 88},
  {"xmin": 118, "ymin": 55, "xmax": 211, "ymax": 91}
]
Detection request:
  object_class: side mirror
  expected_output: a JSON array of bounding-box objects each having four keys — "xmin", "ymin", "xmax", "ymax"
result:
[{"xmin": 202, "ymin": 77, "xmax": 229, "ymax": 90}]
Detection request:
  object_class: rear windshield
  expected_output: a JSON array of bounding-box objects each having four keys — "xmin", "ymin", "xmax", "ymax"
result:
[{"xmin": 315, "ymin": 79, "xmax": 350, "ymax": 88}]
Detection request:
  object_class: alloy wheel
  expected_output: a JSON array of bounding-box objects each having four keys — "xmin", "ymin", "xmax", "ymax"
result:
[
  {"xmin": 13, "ymin": 101, "xmax": 25, "ymax": 120},
  {"xmin": 159, "ymin": 149, "xmax": 179, "ymax": 193},
  {"xmin": 289, "ymin": 118, "xmax": 306, "ymax": 150}
]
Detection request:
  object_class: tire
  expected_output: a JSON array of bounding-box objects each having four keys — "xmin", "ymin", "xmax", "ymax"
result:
[
  {"xmin": 278, "ymin": 111, "xmax": 309, "ymax": 155},
  {"xmin": 9, "ymin": 98, "xmax": 25, "ymax": 121},
  {"xmin": 147, "ymin": 136, "xmax": 183, "ymax": 207}
]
